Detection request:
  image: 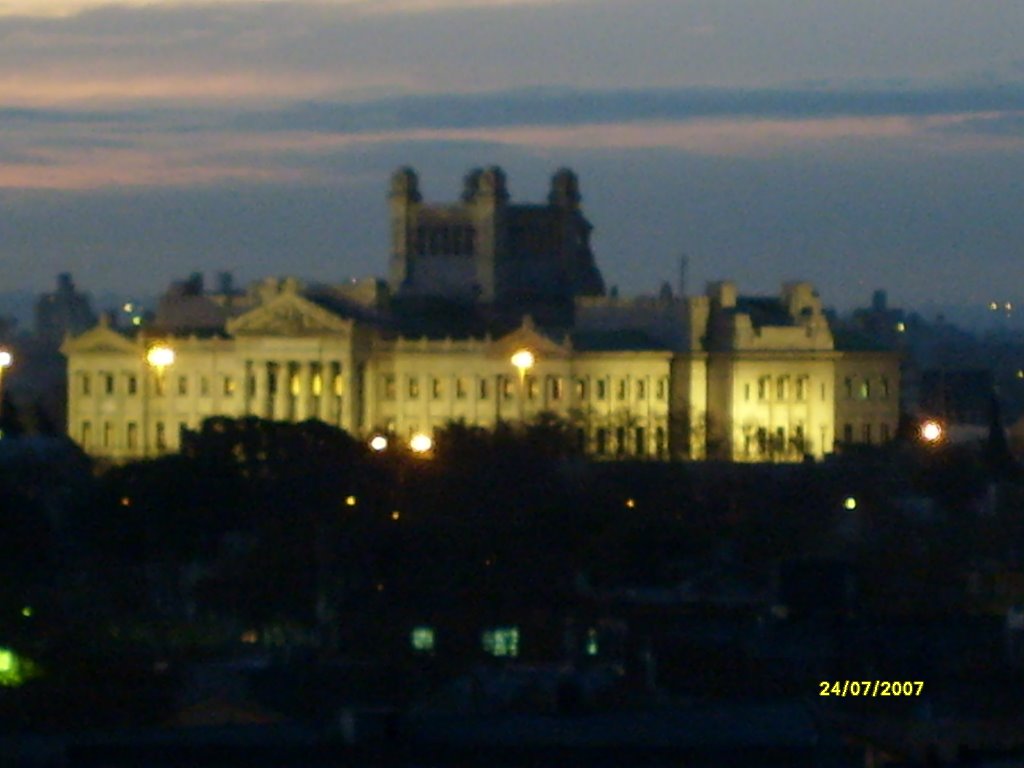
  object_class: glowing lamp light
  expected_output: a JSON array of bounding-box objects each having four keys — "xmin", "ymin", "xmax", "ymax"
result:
[
  {"xmin": 410, "ymin": 432, "xmax": 433, "ymax": 454},
  {"xmin": 369, "ymin": 435, "xmax": 388, "ymax": 452},
  {"xmin": 510, "ymin": 349, "xmax": 535, "ymax": 374},
  {"xmin": 146, "ymin": 344, "xmax": 175, "ymax": 369},
  {"xmin": 344, "ymin": 495, "xmax": 357, "ymax": 507},
  {"xmin": 843, "ymin": 496, "xmax": 857, "ymax": 511},
  {"xmin": 920, "ymin": 420, "xmax": 943, "ymax": 443},
  {"xmin": 0, "ymin": 351, "xmax": 11, "ymax": 369}
]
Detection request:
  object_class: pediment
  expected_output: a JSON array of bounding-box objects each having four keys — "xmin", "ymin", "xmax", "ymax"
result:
[
  {"xmin": 227, "ymin": 292, "xmax": 351, "ymax": 337},
  {"xmin": 491, "ymin": 316, "xmax": 571, "ymax": 359},
  {"xmin": 60, "ymin": 323, "xmax": 139, "ymax": 356}
]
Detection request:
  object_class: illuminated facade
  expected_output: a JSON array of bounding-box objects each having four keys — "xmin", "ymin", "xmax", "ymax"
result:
[{"xmin": 61, "ymin": 167, "xmax": 899, "ymax": 462}]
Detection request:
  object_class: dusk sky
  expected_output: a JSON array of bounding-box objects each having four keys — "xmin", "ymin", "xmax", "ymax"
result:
[{"xmin": 2, "ymin": 0, "xmax": 1023, "ymax": 311}]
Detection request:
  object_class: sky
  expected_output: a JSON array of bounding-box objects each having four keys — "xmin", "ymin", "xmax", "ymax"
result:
[{"xmin": 1, "ymin": 0, "xmax": 1023, "ymax": 312}]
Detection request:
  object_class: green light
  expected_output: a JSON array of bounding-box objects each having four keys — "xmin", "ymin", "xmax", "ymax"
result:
[
  {"xmin": 843, "ymin": 496, "xmax": 857, "ymax": 511},
  {"xmin": 411, "ymin": 626, "xmax": 435, "ymax": 653},
  {"xmin": 21, "ymin": 606, "xmax": 32, "ymax": 618},
  {"xmin": 586, "ymin": 628, "xmax": 599, "ymax": 657},
  {"xmin": 482, "ymin": 627, "xmax": 519, "ymax": 658},
  {"xmin": 0, "ymin": 647, "xmax": 39, "ymax": 687}
]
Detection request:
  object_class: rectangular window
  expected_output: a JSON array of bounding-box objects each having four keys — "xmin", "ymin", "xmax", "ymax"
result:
[
  {"xmin": 843, "ymin": 423, "xmax": 853, "ymax": 443},
  {"xmin": 382, "ymin": 374, "xmax": 396, "ymax": 400},
  {"xmin": 859, "ymin": 380, "xmax": 870, "ymax": 400},
  {"xmin": 758, "ymin": 377, "xmax": 769, "ymax": 401},
  {"xmin": 527, "ymin": 376, "xmax": 538, "ymax": 399},
  {"xmin": 431, "ymin": 377, "xmax": 442, "ymax": 400},
  {"xmin": 844, "ymin": 378, "xmax": 854, "ymax": 399},
  {"xmin": 615, "ymin": 426, "xmax": 626, "ymax": 454},
  {"xmin": 82, "ymin": 374, "xmax": 91, "ymax": 396},
  {"xmin": 503, "ymin": 377, "xmax": 514, "ymax": 399},
  {"xmin": 756, "ymin": 427, "xmax": 768, "ymax": 454},
  {"xmin": 103, "ymin": 421, "xmax": 113, "ymax": 447},
  {"xmin": 635, "ymin": 427, "xmax": 645, "ymax": 455},
  {"xmin": 408, "ymin": 377, "xmax": 419, "ymax": 399},
  {"xmin": 656, "ymin": 379, "xmax": 667, "ymax": 400},
  {"xmin": 456, "ymin": 377, "xmax": 467, "ymax": 399},
  {"xmin": 247, "ymin": 374, "xmax": 257, "ymax": 397},
  {"xmin": 311, "ymin": 365, "xmax": 323, "ymax": 397},
  {"xmin": 596, "ymin": 380, "xmax": 607, "ymax": 400},
  {"xmin": 552, "ymin": 377, "xmax": 563, "ymax": 400},
  {"xmin": 576, "ymin": 379, "xmax": 587, "ymax": 399},
  {"xmin": 880, "ymin": 377, "xmax": 890, "ymax": 399},
  {"xmin": 796, "ymin": 376, "xmax": 807, "ymax": 401},
  {"xmin": 81, "ymin": 420, "xmax": 91, "ymax": 446},
  {"xmin": 479, "ymin": 378, "xmax": 489, "ymax": 400},
  {"xmin": 863, "ymin": 424, "xmax": 872, "ymax": 443},
  {"xmin": 776, "ymin": 377, "xmax": 787, "ymax": 401},
  {"xmin": 794, "ymin": 424, "xmax": 805, "ymax": 452},
  {"xmin": 617, "ymin": 380, "xmax": 627, "ymax": 400},
  {"xmin": 126, "ymin": 375, "xmax": 137, "ymax": 395},
  {"xmin": 655, "ymin": 426, "xmax": 666, "ymax": 456},
  {"xmin": 744, "ymin": 383, "xmax": 751, "ymax": 402},
  {"xmin": 223, "ymin": 376, "xmax": 235, "ymax": 396},
  {"xmin": 127, "ymin": 422, "xmax": 138, "ymax": 450},
  {"xmin": 636, "ymin": 380, "xmax": 646, "ymax": 399},
  {"xmin": 290, "ymin": 371, "xmax": 301, "ymax": 397},
  {"xmin": 178, "ymin": 375, "xmax": 188, "ymax": 396},
  {"xmin": 156, "ymin": 422, "xmax": 166, "ymax": 451},
  {"xmin": 774, "ymin": 426, "xmax": 786, "ymax": 453},
  {"xmin": 200, "ymin": 376, "xmax": 210, "ymax": 396},
  {"xmin": 104, "ymin": 373, "xmax": 115, "ymax": 395},
  {"xmin": 333, "ymin": 369, "xmax": 344, "ymax": 397},
  {"xmin": 596, "ymin": 428, "xmax": 607, "ymax": 454}
]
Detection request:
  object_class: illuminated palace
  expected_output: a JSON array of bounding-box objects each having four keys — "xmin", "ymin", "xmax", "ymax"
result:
[{"xmin": 62, "ymin": 167, "xmax": 899, "ymax": 462}]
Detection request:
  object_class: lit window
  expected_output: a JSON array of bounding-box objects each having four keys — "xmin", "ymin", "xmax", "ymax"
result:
[
  {"xmin": 586, "ymin": 628, "xmax": 599, "ymax": 657},
  {"xmin": 290, "ymin": 372, "xmax": 301, "ymax": 397},
  {"xmin": 223, "ymin": 376, "xmax": 236, "ymax": 396},
  {"xmin": 411, "ymin": 626, "xmax": 435, "ymax": 654},
  {"xmin": 408, "ymin": 377, "xmax": 419, "ymax": 399},
  {"xmin": 178, "ymin": 376, "xmax": 188, "ymax": 396},
  {"xmin": 333, "ymin": 372, "xmax": 344, "ymax": 397},
  {"xmin": 859, "ymin": 380, "xmax": 870, "ymax": 400},
  {"xmin": 481, "ymin": 627, "xmax": 519, "ymax": 658},
  {"xmin": 576, "ymin": 379, "xmax": 587, "ymax": 399},
  {"xmin": 796, "ymin": 376, "xmax": 807, "ymax": 401},
  {"xmin": 382, "ymin": 374, "xmax": 395, "ymax": 400}
]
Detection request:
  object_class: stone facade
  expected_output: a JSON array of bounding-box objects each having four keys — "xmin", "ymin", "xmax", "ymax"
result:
[{"xmin": 61, "ymin": 168, "xmax": 900, "ymax": 463}]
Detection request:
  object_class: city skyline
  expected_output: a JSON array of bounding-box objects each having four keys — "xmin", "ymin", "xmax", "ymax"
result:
[{"xmin": 0, "ymin": 1, "xmax": 1022, "ymax": 309}]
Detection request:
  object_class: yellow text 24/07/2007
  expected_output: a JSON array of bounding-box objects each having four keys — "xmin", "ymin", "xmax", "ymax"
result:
[{"xmin": 819, "ymin": 681, "xmax": 923, "ymax": 697}]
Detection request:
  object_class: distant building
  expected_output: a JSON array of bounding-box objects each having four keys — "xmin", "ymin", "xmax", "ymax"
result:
[
  {"xmin": 62, "ymin": 168, "xmax": 900, "ymax": 463},
  {"xmin": 35, "ymin": 273, "xmax": 96, "ymax": 349}
]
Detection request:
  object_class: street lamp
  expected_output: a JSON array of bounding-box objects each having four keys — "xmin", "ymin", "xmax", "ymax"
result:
[
  {"xmin": 410, "ymin": 432, "xmax": 433, "ymax": 455},
  {"xmin": 919, "ymin": 419, "xmax": 943, "ymax": 444},
  {"xmin": 0, "ymin": 350, "xmax": 11, "ymax": 435},
  {"xmin": 369, "ymin": 435, "xmax": 388, "ymax": 452},
  {"xmin": 510, "ymin": 349, "xmax": 535, "ymax": 422},
  {"xmin": 144, "ymin": 343, "xmax": 175, "ymax": 456}
]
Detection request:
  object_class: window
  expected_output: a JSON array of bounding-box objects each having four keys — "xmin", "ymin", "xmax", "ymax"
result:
[
  {"xmin": 744, "ymin": 383, "xmax": 751, "ymax": 402},
  {"xmin": 843, "ymin": 423, "xmax": 853, "ymax": 443},
  {"xmin": 333, "ymin": 370, "xmax": 344, "ymax": 397},
  {"xmin": 656, "ymin": 379, "xmax": 667, "ymax": 400},
  {"xmin": 223, "ymin": 376, "xmax": 236, "ymax": 396},
  {"xmin": 502, "ymin": 377, "xmax": 514, "ymax": 399},
  {"xmin": 408, "ymin": 377, "xmax": 419, "ymax": 399},
  {"xmin": 479, "ymin": 378, "xmax": 489, "ymax": 400},
  {"xmin": 247, "ymin": 374, "xmax": 257, "ymax": 397},
  {"xmin": 596, "ymin": 428, "xmax": 607, "ymax": 454},
  {"xmin": 104, "ymin": 373, "xmax": 115, "ymax": 395},
  {"xmin": 636, "ymin": 380, "xmax": 646, "ymax": 399},
  {"xmin": 431, "ymin": 377, "xmax": 442, "ymax": 400},
  {"xmin": 103, "ymin": 421, "xmax": 113, "ymax": 447},
  {"xmin": 481, "ymin": 627, "xmax": 519, "ymax": 658},
  {"xmin": 81, "ymin": 374, "xmax": 91, "ymax": 396},
  {"xmin": 411, "ymin": 626, "xmax": 435, "ymax": 654},
  {"xmin": 200, "ymin": 376, "xmax": 210, "ymax": 396},
  {"xmin": 776, "ymin": 377, "xmax": 788, "ymax": 401},
  {"xmin": 859, "ymin": 380, "xmax": 870, "ymax": 400},
  {"xmin": 126, "ymin": 375, "xmax": 137, "ymax": 395},
  {"xmin": 635, "ymin": 427, "xmax": 645, "ymax": 455},
  {"xmin": 382, "ymin": 374, "xmax": 396, "ymax": 400},
  {"xmin": 81, "ymin": 420, "xmax": 91, "ymax": 446},
  {"xmin": 178, "ymin": 375, "xmax": 188, "ymax": 396},
  {"xmin": 756, "ymin": 427, "xmax": 768, "ymax": 454},
  {"xmin": 844, "ymin": 377, "xmax": 854, "ymax": 399},
  {"xmin": 880, "ymin": 377, "xmax": 890, "ymax": 399},
  {"xmin": 774, "ymin": 426, "xmax": 786, "ymax": 453},
  {"xmin": 290, "ymin": 371, "xmax": 301, "ymax": 397},
  {"xmin": 456, "ymin": 377, "xmax": 467, "ymax": 399},
  {"xmin": 156, "ymin": 422, "xmax": 166, "ymax": 450},
  {"xmin": 796, "ymin": 376, "xmax": 807, "ymax": 401},
  {"xmin": 615, "ymin": 427, "xmax": 626, "ymax": 454},
  {"xmin": 527, "ymin": 376, "xmax": 538, "ymax": 399},
  {"xmin": 127, "ymin": 422, "xmax": 138, "ymax": 450},
  {"xmin": 793, "ymin": 424, "xmax": 805, "ymax": 452},
  {"xmin": 596, "ymin": 380, "xmax": 607, "ymax": 400},
  {"xmin": 551, "ymin": 377, "xmax": 563, "ymax": 400},
  {"xmin": 576, "ymin": 379, "xmax": 587, "ymax": 399},
  {"xmin": 863, "ymin": 424, "xmax": 872, "ymax": 443},
  {"xmin": 757, "ymin": 377, "xmax": 769, "ymax": 401},
  {"xmin": 617, "ymin": 379, "xmax": 627, "ymax": 400},
  {"xmin": 655, "ymin": 426, "xmax": 666, "ymax": 456}
]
